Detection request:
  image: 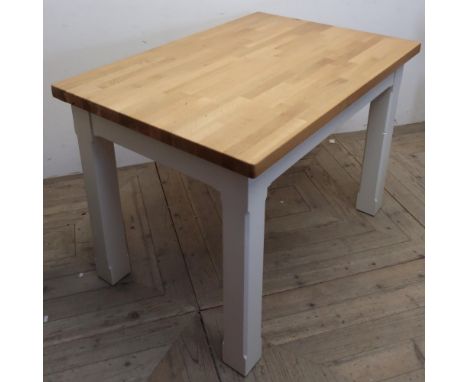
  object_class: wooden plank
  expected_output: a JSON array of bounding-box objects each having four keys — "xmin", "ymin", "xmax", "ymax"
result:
[
  {"xmin": 413, "ymin": 336, "xmax": 425, "ymax": 361},
  {"xmin": 43, "ymin": 255, "xmax": 96, "ymax": 281},
  {"xmin": 263, "ymin": 282, "xmax": 423, "ymax": 346},
  {"xmin": 181, "ymin": 174, "xmax": 223, "ymax": 278},
  {"xmin": 269, "ymin": 171, "xmax": 338, "ymax": 221},
  {"xmin": 262, "ymin": 259, "xmax": 424, "ymax": 321},
  {"xmin": 266, "ymin": 185, "xmax": 311, "ymax": 219},
  {"xmin": 157, "ymin": 164, "xmax": 221, "ymax": 309},
  {"xmin": 137, "ymin": 163, "xmax": 197, "ymax": 306},
  {"xmin": 44, "ymin": 313, "xmax": 191, "ymax": 375},
  {"xmin": 119, "ymin": 168, "xmax": 163, "ymax": 291},
  {"xmin": 250, "ymin": 346, "xmax": 331, "ymax": 382},
  {"xmin": 287, "ymin": 308, "xmax": 424, "ymax": 365},
  {"xmin": 44, "ymin": 271, "xmax": 109, "ymax": 300},
  {"xmin": 44, "ymin": 346, "xmax": 168, "ymax": 382},
  {"xmin": 327, "ymin": 340, "xmax": 423, "ymax": 382},
  {"xmin": 393, "ymin": 122, "xmax": 425, "ymax": 136},
  {"xmin": 264, "ymin": 242, "xmax": 423, "ymax": 295},
  {"xmin": 148, "ymin": 315, "xmax": 219, "ymax": 382},
  {"xmin": 44, "ymin": 293, "xmax": 195, "ymax": 347},
  {"xmin": 383, "ymin": 368, "xmax": 424, "ymax": 382},
  {"xmin": 52, "ymin": 12, "xmax": 420, "ymax": 177},
  {"xmin": 44, "ymin": 224, "xmax": 75, "ymax": 262},
  {"xmin": 44, "ymin": 177, "xmax": 96, "ymax": 280},
  {"xmin": 43, "ymin": 280, "xmax": 164, "ymax": 324}
]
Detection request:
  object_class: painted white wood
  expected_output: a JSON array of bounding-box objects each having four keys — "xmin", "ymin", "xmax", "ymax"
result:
[
  {"xmin": 356, "ymin": 67, "xmax": 403, "ymax": 215},
  {"xmin": 221, "ymin": 177, "xmax": 268, "ymax": 375},
  {"xmin": 72, "ymin": 107, "xmax": 131, "ymax": 285},
  {"xmin": 72, "ymin": 68, "xmax": 403, "ymax": 375}
]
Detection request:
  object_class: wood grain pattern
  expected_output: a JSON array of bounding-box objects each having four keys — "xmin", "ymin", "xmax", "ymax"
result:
[
  {"xmin": 44, "ymin": 124, "xmax": 424, "ymax": 381},
  {"xmin": 51, "ymin": 12, "xmax": 420, "ymax": 177}
]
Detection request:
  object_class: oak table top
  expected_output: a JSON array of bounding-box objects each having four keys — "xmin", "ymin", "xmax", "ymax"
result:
[{"xmin": 52, "ymin": 12, "xmax": 420, "ymax": 177}]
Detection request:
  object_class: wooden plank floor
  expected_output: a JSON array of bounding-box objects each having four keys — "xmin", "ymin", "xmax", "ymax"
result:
[{"xmin": 44, "ymin": 123, "xmax": 425, "ymax": 381}]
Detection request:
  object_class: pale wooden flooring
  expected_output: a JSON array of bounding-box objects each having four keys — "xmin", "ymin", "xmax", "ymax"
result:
[{"xmin": 43, "ymin": 124, "xmax": 424, "ymax": 381}]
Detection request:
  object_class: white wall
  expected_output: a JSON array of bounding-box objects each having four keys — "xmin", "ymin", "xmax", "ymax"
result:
[{"xmin": 44, "ymin": 0, "xmax": 424, "ymax": 178}]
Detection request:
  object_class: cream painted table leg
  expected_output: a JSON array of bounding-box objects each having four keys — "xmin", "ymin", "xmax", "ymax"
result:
[
  {"xmin": 72, "ymin": 107, "xmax": 131, "ymax": 285},
  {"xmin": 356, "ymin": 67, "xmax": 403, "ymax": 215},
  {"xmin": 221, "ymin": 177, "xmax": 268, "ymax": 376}
]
